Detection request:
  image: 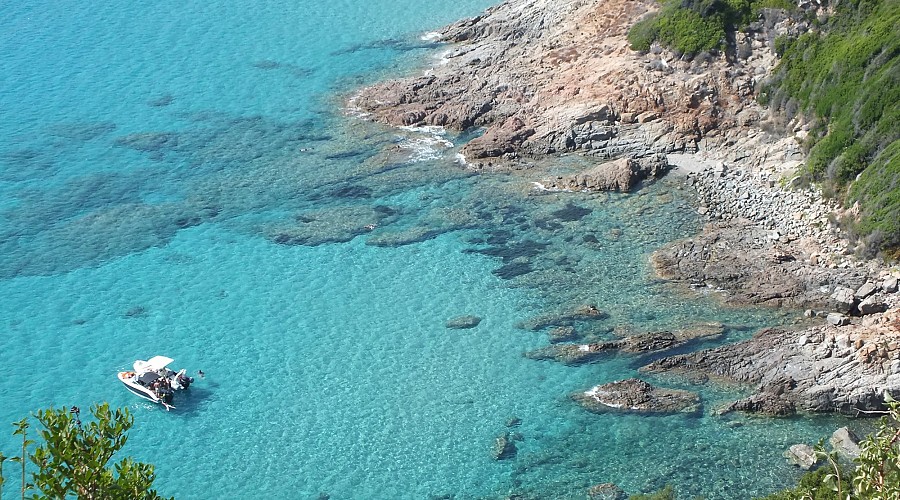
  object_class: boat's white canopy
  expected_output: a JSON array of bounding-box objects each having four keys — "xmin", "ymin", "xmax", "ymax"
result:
[{"xmin": 134, "ymin": 356, "xmax": 174, "ymax": 374}]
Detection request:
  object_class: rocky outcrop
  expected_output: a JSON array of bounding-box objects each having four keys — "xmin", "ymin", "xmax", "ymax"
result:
[
  {"xmin": 525, "ymin": 323, "xmax": 725, "ymax": 364},
  {"xmin": 460, "ymin": 116, "xmax": 535, "ymax": 160},
  {"xmin": 649, "ymin": 220, "xmax": 878, "ymax": 309},
  {"xmin": 539, "ymin": 154, "xmax": 669, "ymax": 192},
  {"xmin": 572, "ymin": 378, "xmax": 701, "ymax": 414},
  {"xmin": 642, "ymin": 309, "xmax": 900, "ymax": 415},
  {"xmin": 351, "ymin": 0, "xmax": 794, "ymax": 170},
  {"xmin": 346, "ymin": 0, "xmax": 900, "ymax": 423}
]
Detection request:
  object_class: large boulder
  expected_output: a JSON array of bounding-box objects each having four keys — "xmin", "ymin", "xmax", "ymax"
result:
[
  {"xmin": 827, "ymin": 312, "xmax": 850, "ymax": 326},
  {"xmin": 542, "ymin": 156, "xmax": 669, "ymax": 192},
  {"xmin": 830, "ymin": 287, "xmax": 857, "ymax": 314},
  {"xmin": 784, "ymin": 444, "xmax": 820, "ymax": 470},
  {"xmin": 858, "ymin": 296, "xmax": 888, "ymax": 315},
  {"xmin": 855, "ymin": 282, "xmax": 878, "ymax": 299},
  {"xmin": 830, "ymin": 427, "xmax": 862, "ymax": 460},
  {"xmin": 461, "ymin": 116, "xmax": 535, "ymax": 160},
  {"xmin": 572, "ymin": 378, "xmax": 701, "ymax": 414}
]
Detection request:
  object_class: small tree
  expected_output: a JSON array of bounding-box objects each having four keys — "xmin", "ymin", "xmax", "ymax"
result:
[
  {"xmin": 759, "ymin": 396, "xmax": 900, "ymax": 499},
  {"xmin": 0, "ymin": 404, "xmax": 172, "ymax": 500},
  {"xmin": 850, "ymin": 399, "xmax": 900, "ymax": 497}
]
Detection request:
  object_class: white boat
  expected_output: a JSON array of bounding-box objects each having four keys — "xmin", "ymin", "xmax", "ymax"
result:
[{"xmin": 117, "ymin": 356, "xmax": 193, "ymax": 410}]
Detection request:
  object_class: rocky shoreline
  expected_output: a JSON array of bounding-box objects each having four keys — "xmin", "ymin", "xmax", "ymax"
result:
[{"xmin": 349, "ymin": 0, "xmax": 900, "ymax": 417}]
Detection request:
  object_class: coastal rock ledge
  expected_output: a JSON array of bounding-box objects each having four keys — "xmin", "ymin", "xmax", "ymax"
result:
[
  {"xmin": 572, "ymin": 378, "xmax": 701, "ymax": 414},
  {"xmin": 642, "ymin": 309, "xmax": 900, "ymax": 415}
]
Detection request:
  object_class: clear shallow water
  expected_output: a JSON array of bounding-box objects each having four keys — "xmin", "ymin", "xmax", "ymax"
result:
[{"xmin": 0, "ymin": 1, "xmax": 864, "ymax": 499}]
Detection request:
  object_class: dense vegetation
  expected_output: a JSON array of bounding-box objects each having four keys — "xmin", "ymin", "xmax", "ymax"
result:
[
  {"xmin": 629, "ymin": 0, "xmax": 900, "ymax": 258},
  {"xmin": 0, "ymin": 404, "xmax": 171, "ymax": 500},
  {"xmin": 763, "ymin": 0, "xmax": 900, "ymax": 256},
  {"xmin": 758, "ymin": 400, "xmax": 900, "ymax": 498},
  {"xmin": 627, "ymin": 0, "xmax": 792, "ymax": 55}
]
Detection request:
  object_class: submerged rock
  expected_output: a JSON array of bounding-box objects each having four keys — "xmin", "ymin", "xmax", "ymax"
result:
[
  {"xmin": 526, "ymin": 322, "xmax": 726, "ymax": 364},
  {"xmin": 548, "ymin": 326, "xmax": 579, "ymax": 343},
  {"xmin": 492, "ymin": 432, "xmax": 518, "ymax": 460},
  {"xmin": 446, "ymin": 315, "xmax": 482, "ymax": 329},
  {"xmin": 587, "ymin": 483, "xmax": 628, "ymax": 500},
  {"xmin": 265, "ymin": 205, "xmax": 385, "ymax": 246},
  {"xmin": 518, "ymin": 304, "xmax": 608, "ymax": 331},
  {"xmin": 525, "ymin": 342, "xmax": 619, "ymax": 365},
  {"xmin": 572, "ymin": 378, "xmax": 701, "ymax": 415},
  {"xmin": 114, "ymin": 132, "xmax": 178, "ymax": 152}
]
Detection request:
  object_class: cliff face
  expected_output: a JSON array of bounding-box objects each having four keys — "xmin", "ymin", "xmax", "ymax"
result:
[{"xmin": 352, "ymin": 0, "xmax": 799, "ymax": 170}]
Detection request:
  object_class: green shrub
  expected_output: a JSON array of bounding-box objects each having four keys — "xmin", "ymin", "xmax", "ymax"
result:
[
  {"xmin": 626, "ymin": 0, "xmax": 794, "ymax": 55},
  {"xmin": 0, "ymin": 404, "xmax": 172, "ymax": 499},
  {"xmin": 755, "ymin": 0, "xmax": 900, "ymax": 254},
  {"xmin": 628, "ymin": 14, "xmax": 661, "ymax": 52},
  {"xmin": 757, "ymin": 467, "xmax": 843, "ymax": 500},
  {"xmin": 758, "ymin": 399, "xmax": 900, "ymax": 499}
]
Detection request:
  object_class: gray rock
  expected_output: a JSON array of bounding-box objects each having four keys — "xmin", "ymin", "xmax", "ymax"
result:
[
  {"xmin": 858, "ymin": 296, "xmax": 888, "ymax": 315},
  {"xmin": 446, "ymin": 315, "xmax": 482, "ymax": 329},
  {"xmin": 640, "ymin": 327, "xmax": 900, "ymax": 415},
  {"xmin": 721, "ymin": 377, "xmax": 797, "ymax": 416},
  {"xmin": 830, "ymin": 427, "xmax": 861, "ymax": 460},
  {"xmin": 827, "ymin": 312, "xmax": 850, "ymax": 326},
  {"xmin": 784, "ymin": 444, "xmax": 820, "ymax": 470},
  {"xmin": 856, "ymin": 282, "xmax": 878, "ymax": 299},
  {"xmin": 830, "ymin": 287, "xmax": 857, "ymax": 314},
  {"xmin": 883, "ymin": 277, "xmax": 899, "ymax": 293}
]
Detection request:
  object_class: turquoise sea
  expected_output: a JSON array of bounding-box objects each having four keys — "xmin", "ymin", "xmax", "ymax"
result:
[{"xmin": 0, "ymin": 1, "xmax": 863, "ymax": 498}]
